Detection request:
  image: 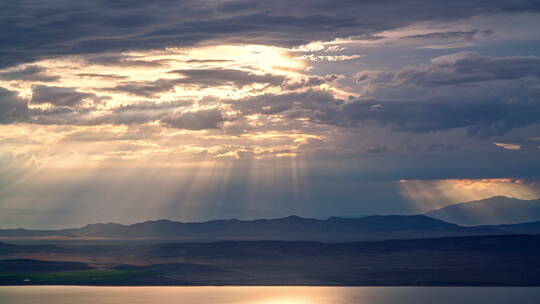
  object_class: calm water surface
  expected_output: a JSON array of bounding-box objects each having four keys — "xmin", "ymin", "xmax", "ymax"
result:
[{"xmin": 1, "ymin": 286, "xmax": 539, "ymax": 304}]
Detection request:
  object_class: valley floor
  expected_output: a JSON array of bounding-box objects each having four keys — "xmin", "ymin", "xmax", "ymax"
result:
[{"xmin": 1, "ymin": 235, "xmax": 539, "ymax": 286}]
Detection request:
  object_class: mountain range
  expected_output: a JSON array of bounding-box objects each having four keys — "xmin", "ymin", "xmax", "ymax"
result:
[
  {"xmin": 0, "ymin": 214, "xmax": 537, "ymax": 242},
  {"xmin": 1, "ymin": 196, "xmax": 539, "ymax": 242},
  {"xmin": 0, "ymin": 214, "xmax": 473, "ymax": 242}
]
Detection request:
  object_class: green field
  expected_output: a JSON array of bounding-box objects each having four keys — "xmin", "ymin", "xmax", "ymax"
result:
[{"xmin": 0, "ymin": 270, "xmax": 152, "ymax": 285}]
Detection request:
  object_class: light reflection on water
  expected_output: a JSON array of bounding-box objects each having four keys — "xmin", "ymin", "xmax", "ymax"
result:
[{"xmin": 0, "ymin": 286, "xmax": 539, "ymax": 304}]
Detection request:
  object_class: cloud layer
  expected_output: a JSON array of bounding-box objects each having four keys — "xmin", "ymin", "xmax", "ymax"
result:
[
  {"xmin": 2, "ymin": 0, "xmax": 540, "ymax": 67},
  {"xmin": 0, "ymin": 0, "xmax": 539, "ymax": 224}
]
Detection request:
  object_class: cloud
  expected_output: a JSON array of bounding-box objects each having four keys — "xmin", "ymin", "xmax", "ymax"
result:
[
  {"xmin": 345, "ymin": 53, "xmax": 540, "ymax": 137},
  {"xmin": 494, "ymin": 142, "xmax": 522, "ymax": 150},
  {"xmin": 77, "ymin": 73, "xmax": 128, "ymax": 80},
  {"xmin": 226, "ymin": 79, "xmax": 536, "ymax": 140},
  {"xmin": 403, "ymin": 29, "xmax": 494, "ymax": 41},
  {"xmin": 161, "ymin": 109, "xmax": 226, "ymax": 130},
  {"xmin": 0, "ymin": 65, "xmax": 58, "ymax": 82},
  {"xmin": 300, "ymin": 54, "xmax": 364, "ymax": 62},
  {"xmin": 394, "ymin": 52, "xmax": 540, "ymax": 86},
  {"xmin": 416, "ymin": 42, "xmax": 477, "ymax": 50},
  {"xmin": 281, "ymin": 74, "xmax": 343, "ymax": 90},
  {"xmin": 1, "ymin": 1, "xmax": 539, "ymax": 67},
  {"xmin": 31, "ymin": 100, "xmax": 191, "ymax": 126},
  {"xmin": 184, "ymin": 59, "xmax": 233, "ymax": 64},
  {"xmin": 2, "ymin": 51, "xmax": 536, "ymax": 141},
  {"xmin": 86, "ymin": 55, "xmax": 169, "ymax": 67},
  {"xmin": 31, "ymin": 85, "xmax": 104, "ymax": 107},
  {"xmin": 0, "ymin": 87, "xmax": 29, "ymax": 124},
  {"xmin": 208, "ymin": 53, "xmax": 539, "ymax": 139},
  {"xmin": 60, "ymin": 127, "xmax": 152, "ymax": 143},
  {"xmin": 98, "ymin": 101, "xmax": 192, "ymax": 125},
  {"xmin": 402, "ymin": 29, "xmax": 494, "ymax": 49},
  {"xmin": 228, "ymin": 90, "xmax": 341, "ymax": 116},
  {"xmin": 332, "ymin": 98, "xmax": 539, "ymax": 137},
  {"xmin": 105, "ymin": 69, "xmax": 285, "ymax": 97},
  {"xmin": 169, "ymin": 68, "xmax": 286, "ymax": 87},
  {"xmin": 356, "ymin": 52, "xmax": 540, "ymax": 87},
  {"xmin": 106, "ymin": 68, "xmax": 286, "ymax": 97},
  {"xmin": 105, "ymin": 79, "xmax": 178, "ymax": 97}
]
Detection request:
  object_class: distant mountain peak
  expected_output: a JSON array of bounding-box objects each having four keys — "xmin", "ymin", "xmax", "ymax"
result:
[
  {"xmin": 80, "ymin": 222, "xmax": 124, "ymax": 229},
  {"xmin": 284, "ymin": 215, "xmax": 305, "ymax": 220},
  {"xmin": 141, "ymin": 219, "xmax": 175, "ymax": 224},
  {"xmin": 489, "ymin": 195, "xmax": 511, "ymax": 200},
  {"xmin": 425, "ymin": 196, "xmax": 540, "ymax": 226}
]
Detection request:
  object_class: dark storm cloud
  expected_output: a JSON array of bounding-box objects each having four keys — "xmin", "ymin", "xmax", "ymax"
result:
[
  {"xmin": 31, "ymin": 85, "xmax": 104, "ymax": 107},
  {"xmin": 0, "ymin": 87, "xmax": 29, "ymax": 124},
  {"xmin": 393, "ymin": 52, "xmax": 540, "ymax": 86},
  {"xmin": 334, "ymin": 97, "xmax": 540, "ymax": 138},
  {"xmin": 356, "ymin": 52, "xmax": 540, "ymax": 87},
  {"xmin": 161, "ymin": 109, "xmax": 226, "ymax": 130},
  {"xmin": 0, "ymin": 65, "xmax": 58, "ymax": 82},
  {"xmin": 341, "ymin": 53, "xmax": 540, "ymax": 137},
  {"xmin": 1, "ymin": 0, "xmax": 539, "ymax": 67}
]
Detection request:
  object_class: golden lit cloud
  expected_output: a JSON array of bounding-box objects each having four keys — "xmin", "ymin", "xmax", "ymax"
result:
[
  {"xmin": 494, "ymin": 142, "xmax": 521, "ymax": 150},
  {"xmin": 0, "ymin": 43, "xmax": 350, "ymax": 169}
]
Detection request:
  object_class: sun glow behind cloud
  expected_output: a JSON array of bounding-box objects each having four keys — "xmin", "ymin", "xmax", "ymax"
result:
[
  {"xmin": 0, "ymin": 43, "xmax": 345, "ymax": 171},
  {"xmin": 399, "ymin": 178, "xmax": 540, "ymax": 212},
  {"xmin": 0, "ymin": 42, "xmax": 348, "ymax": 226}
]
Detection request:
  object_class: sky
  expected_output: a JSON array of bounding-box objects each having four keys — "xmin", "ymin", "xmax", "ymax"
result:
[{"xmin": 1, "ymin": 0, "xmax": 540, "ymax": 228}]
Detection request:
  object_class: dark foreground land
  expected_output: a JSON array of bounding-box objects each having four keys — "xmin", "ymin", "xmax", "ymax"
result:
[{"xmin": 1, "ymin": 234, "xmax": 539, "ymax": 286}]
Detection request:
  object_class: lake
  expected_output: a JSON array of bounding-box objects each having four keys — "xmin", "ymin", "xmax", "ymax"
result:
[{"xmin": 0, "ymin": 286, "xmax": 539, "ymax": 303}]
